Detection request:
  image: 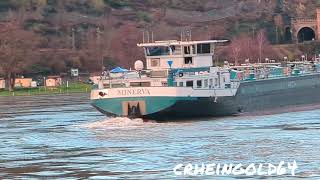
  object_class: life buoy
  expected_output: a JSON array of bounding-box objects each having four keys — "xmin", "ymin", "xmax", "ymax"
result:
[
  {"xmin": 99, "ymin": 92, "xmax": 106, "ymax": 97},
  {"xmin": 284, "ymin": 67, "xmax": 289, "ymax": 76},
  {"xmin": 179, "ymin": 72, "xmax": 184, "ymax": 77},
  {"xmin": 237, "ymin": 72, "xmax": 242, "ymax": 80},
  {"xmin": 244, "ymin": 69, "xmax": 250, "ymax": 77}
]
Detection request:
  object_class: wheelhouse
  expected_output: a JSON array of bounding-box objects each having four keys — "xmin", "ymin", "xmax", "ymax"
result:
[{"xmin": 137, "ymin": 40, "xmax": 228, "ymax": 71}]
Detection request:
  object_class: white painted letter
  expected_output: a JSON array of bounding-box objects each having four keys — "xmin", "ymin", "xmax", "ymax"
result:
[
  {"xmin": 232, "ymin": 164, "xmax": 245, "ymax": 175},
  {"xmin": 221, "ymin": 164, "xmax": 233, "ymax": 175},
  {"xmin": 257, "ymin": 164, "xmax": 266, "ymax": 176},
  {"xmin": 288, "ymin": 161, "xmax": 298, "ymax": 176},
  {"xmin": 268, "ymin": 163, "xmax": 277, "ymax": 176},
  {"xmin": 245, "ymin": 163, "xmax": 257, "ymax": 176},
  {"xmin": 184, "ymin": 163, "xmax": 194, "ymax": 176},
  {"xmin": 277, "ymin": 161, "xmax": 286, "ymax": 175},
  {"xmin": 205, "ymin": 164, "xmax": 216, "ymax": 175},
  {"xmin": 173, "ymin": 164, "xmax": 183, "ymax": 176},
  {"xmin": 216, "ymin": 163, "xmax": 221, "ymax": 175},
  {"xmin": 194, "ymin": 163, "xmax": 205, "ymax": 176}
]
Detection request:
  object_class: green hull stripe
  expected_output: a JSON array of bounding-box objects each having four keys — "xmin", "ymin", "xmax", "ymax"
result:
[{"xmin": 92, "ymin": 96, "xmax": 197, "ymax": 116}]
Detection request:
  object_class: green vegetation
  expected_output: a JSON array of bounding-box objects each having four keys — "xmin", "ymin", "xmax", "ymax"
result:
[
  {"xmin": 228, "ymin": 19, "xmax": 281, "ymax": 44},
  {"xmin": 0, "ymin": 1, "xmax": 13, "ymax": 12},
  {"xmin": 0, "ymin": 82, "xmax": 92, "ymax": 97},
  {"xmin": 103, "ymin": 56, "xmax": 118, "ymax": 69},
  {"xmin": 103, "ymin": 0, "xmax": 127, "ymax": 9},
  {"xmin": 137, "ymin": 11, "xmax": 152, "ymax": 22}
]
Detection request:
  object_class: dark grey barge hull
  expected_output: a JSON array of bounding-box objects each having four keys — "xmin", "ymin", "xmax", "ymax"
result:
[{"xmin": 144, "ymin": 74, "xmax": 320, "ymax": 120}]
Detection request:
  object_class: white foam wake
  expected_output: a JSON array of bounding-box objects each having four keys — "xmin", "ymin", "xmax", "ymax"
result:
[{"xmin": 80, "ymin": 117, "xmax": 149, "ymax": 129}]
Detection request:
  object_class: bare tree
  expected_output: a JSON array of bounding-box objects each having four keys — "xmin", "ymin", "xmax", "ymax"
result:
[
  {"xmin": 224, "ymin": 32, "xmax": 276, "ymax": 65},
  {"xmin": 256, "ymin": 30, "xmax": 268, "ymax": 63},
  {"xmin": 227, "ymin": 34, "xmax": 253, "ymax": 65},
  {"xmin": 0, "ymin": 21, "xmax": 40, "ymax": 91},
  {"xmin": 230, "ymin": 42, "xmax": 241, "ymax": 65}
]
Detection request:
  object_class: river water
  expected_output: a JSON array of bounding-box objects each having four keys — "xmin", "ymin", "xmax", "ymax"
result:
[{"xmin": 0, "ymin": 94, "xmax": 320, "ymax": 179}]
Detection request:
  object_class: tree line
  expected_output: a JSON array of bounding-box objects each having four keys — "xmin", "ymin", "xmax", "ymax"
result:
[
  {"xmin": 216, "ymin": 30, "xmax": 278, "ymax": 65},
  {"xmin": 0, "ymin": 13, "xmax": 108, "ymax": 91}
]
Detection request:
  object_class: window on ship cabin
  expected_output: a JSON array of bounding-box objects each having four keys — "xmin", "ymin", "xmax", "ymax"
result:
[
  {"xmin": 197, "ymin": 80, "xmax": 202, "ymax": 88},
  {"xmin": 184, "ymin": 57, "xmax": 193, "ymax": 64},
  {"xmin": 215, "ymin": 78, "xmax": 218, "ymax": 87},
  {"xmin": 162, "ymin": 82, "xmax": 168, "ymax": 86},
  {"xmin": 146, "ymin": 46, "xmax": 170, "ymax": 56},
  {"xmin": 209, "ymin": 79, "xmax": 213, "ymax": 88},
  {"xmin": 186, "ymin": 81, "xmax": 193, "ymax": 87},
  {"xmin": 150, "ymin": 58, "xmax": 160, "ymax": 67},
  {"xmin": 184, "ymin": 46, "xmax": 191, "ymax": 54},
  {"xmin": 204, "ymin": 79, "xmax": 208, "ymax": 88},
  {"xmin": 170, "ymin": 45, "xmax": 175, "ymax": 55},
  {"xmin": 197, "ymin": 43, "xmax": 211, "ymax": 54},
  {"xmin": 179, "ymin": 82, "xmax": 184, "ymax": 87}
]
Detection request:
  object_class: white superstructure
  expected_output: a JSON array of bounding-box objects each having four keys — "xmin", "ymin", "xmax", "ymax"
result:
[{"xmin": 138, "ymin": 40, "xmax": 228, "ymax": 70}]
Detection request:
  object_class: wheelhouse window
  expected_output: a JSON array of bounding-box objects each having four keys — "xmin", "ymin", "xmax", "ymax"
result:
[
  {"xmin": 150, "ymin": 58, "xmax": 160, "ymax": 67},
  {"xmin": 161, "ymin": 81, "xmax": 168, "ymax": 86},
  {"xmin": 197, "ymin": 43, "xmax": 211, "ymax": 54},
  {"xmin": 169, "ymin": 45, "xmax": 176, "ymax": 54},
  {"xmin": 146, "ymin": 46, "xmax": 170, "ymax": 56},
  {"xmin": 186, "ymin": 81, "xmax": 193, "ymax": 87},
  {"xmin": 197, "ymin": 80, "xmax": 202, "ymax": 88},
  {"xmin": 192, "ymin": 45, "xmax": 196, "ymax": 54},
  {"xmin": 184, "ymin": 46, "xmax": 191, "ymax": 54},
  {"xmin": 204, "ymin": 79, "xmax": 208, "ymax": 88},
  {"xmin": 184, "ymin": 57, "xmax": 193, "ymax": 64}
]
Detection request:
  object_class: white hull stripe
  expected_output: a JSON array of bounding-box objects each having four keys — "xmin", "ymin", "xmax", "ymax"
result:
[{"xmin": 91, "ymin": 87, "xmax": 238, "ymax": 100}]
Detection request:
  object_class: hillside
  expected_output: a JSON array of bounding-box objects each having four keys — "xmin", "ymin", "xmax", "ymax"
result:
[{"xmin": 1, "ymin": 0, "xmax": 320, "ymax": 73}]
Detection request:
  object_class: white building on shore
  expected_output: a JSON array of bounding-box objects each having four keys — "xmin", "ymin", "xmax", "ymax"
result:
[{"xmin": 0, "ymin": 79, "xmax": 5, "ymax": 89}]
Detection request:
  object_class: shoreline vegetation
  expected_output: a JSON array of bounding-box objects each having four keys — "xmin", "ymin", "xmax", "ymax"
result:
[{"xmin": 0, "ymin": 83, "xmax": 92, "ymax": 97}]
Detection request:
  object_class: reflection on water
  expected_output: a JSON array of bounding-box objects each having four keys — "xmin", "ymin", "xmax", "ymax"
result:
[{"xmin": 0, "ymin": 94, "xmax": 320, "ymax": 179}]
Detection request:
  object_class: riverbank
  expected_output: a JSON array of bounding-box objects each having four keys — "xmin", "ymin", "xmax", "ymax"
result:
[{"xmin": 0, "ymin": 83, "xmax": 92, "ymax": 96}]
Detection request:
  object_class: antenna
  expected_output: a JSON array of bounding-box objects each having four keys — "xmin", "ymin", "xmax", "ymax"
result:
[
  {"xmin": 151, "ymin": 31, "xmax": 154, "ymax": 42},
  {"xmin": 142, "ymin": 31, "xmax": 145, "ymax": 43},
  {"xmin": 146, "ymin": 31, "xmax": 150, "ymax": 43},
  {"xmin": 142, "ymin": 30, "xmax": 153, "ymax": 43},
  {"xmin": 182, "ymin": 28, "xmax": 192, "ymax": 41},
  {"xmin": 185, "ymin": 30, "xmax": 190, "ymax": 41}
]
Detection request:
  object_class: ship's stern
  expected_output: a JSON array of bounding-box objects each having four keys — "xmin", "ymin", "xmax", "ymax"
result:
[{"xmin": 90, "ymin": 88, "xmax": 188, "ymax": 118}]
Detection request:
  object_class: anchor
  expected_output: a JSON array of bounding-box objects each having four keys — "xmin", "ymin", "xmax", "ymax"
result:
[{"xmin": 127, "ymin": 102, "xmax": 142, "ymax": 118}]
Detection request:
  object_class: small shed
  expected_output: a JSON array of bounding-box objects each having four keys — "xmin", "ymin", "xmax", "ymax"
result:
[
  {"xmin": 0, "ymin": 79, "xmax": 5, "ymax": 89},
  {"xmin": 15, "ymin": 78, "xmax": 32, "ymax": 88},
  {"xmin": 46, "ymin": 76, "xmax": 62, "ymax": 87},
  {"xmin": 89, "ymin": 75, "xmax": 101, "ymax": 85}
]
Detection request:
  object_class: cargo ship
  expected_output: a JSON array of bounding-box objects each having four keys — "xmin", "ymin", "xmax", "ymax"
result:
[{"xmin": 90, "ymin": 39, "xmax": 320, "ymax": 120}]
